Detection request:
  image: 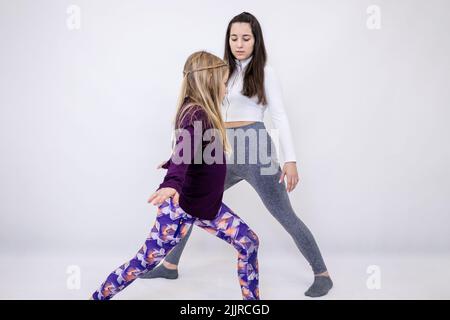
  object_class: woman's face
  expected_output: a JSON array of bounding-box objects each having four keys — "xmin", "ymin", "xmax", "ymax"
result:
[{"xmin": 229, "ymin": 22, "xmax": 255, "ymax": 61}]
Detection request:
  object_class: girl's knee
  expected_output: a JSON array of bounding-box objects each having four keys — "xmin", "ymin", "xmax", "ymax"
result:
[{"xmin": 246, "ymin": 229, "xmax": 259, "ymax": 248}]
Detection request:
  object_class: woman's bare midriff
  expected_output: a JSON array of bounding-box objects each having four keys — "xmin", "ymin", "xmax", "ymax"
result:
[
  {"xmin": 184, "ymin": 103, "xmax": 255, "ymax": 128},
  {"xmin": 225, "ymin": 121, "xmax": 256, "ymax": 128}
]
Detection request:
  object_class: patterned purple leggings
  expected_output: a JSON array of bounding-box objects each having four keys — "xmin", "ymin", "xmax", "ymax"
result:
[{"xmin": 92, "ymin": 198, "xmax": 260, "ymax": 300}]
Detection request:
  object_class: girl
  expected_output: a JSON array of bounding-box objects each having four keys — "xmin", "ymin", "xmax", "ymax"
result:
[
  {"xmin": 91, "ymin": 51, "xmax": 260, "ymax": 300},
  {"xmin": 141, "ymin": 12, "xmax": 333, "ymax": 298}
]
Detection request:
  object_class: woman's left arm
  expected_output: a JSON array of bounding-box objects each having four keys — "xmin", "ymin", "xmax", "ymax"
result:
[{"xmin": 265, "ymin": 65, "xmax": 299, "ymax": 192}]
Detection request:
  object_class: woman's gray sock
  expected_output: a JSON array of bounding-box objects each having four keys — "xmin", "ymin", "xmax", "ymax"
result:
[
  {"xmin": 139, "ymin": 263, "xmax": 179, "ymax": 279},
  {"xmin": 304, "ymin": 275, "xmax": 333, "ymax": 297}
]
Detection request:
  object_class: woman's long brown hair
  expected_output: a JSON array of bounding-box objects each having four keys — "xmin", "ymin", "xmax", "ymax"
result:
[{"xmin": 224, "ymin": 12, "xmax": 268, "ymax": 105}]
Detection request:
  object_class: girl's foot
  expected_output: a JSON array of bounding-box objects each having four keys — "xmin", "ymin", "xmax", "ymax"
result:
[
  {"xmin": 304, "ymin": 272, "xmax": 333, "ymax": 297},
  {"xmin": 139, "ymin": 260, "xmax": 179, "ymax": 279}
]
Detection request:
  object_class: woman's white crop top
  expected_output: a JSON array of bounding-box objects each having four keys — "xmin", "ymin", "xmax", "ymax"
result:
[{"xmin": 221, "ymin": 56, "xmax": 297, "ymax": 162}]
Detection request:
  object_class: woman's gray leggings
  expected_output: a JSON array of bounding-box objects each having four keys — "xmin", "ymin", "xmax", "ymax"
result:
[{"xmin": 163, "ymin": 121, "xmax": 328, "ymax": 274}]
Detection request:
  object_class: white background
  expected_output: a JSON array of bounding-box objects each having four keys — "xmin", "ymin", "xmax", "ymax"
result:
[{"xmin": 1, "ymin": 0, "xmax": 449, "ymax": 299}]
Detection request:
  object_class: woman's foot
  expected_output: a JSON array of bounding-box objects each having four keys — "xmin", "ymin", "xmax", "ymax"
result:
[
  {"xmin": 304, "ymin": 271, "xmax": 333, "ymax": 297},
  {"xmin": 139, "ymin": 260, "xmax": 179, "ymax": 279}
]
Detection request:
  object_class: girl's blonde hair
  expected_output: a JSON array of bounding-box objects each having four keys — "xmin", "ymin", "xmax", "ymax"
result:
[{"xmin": 173, "ymin": 51, "xmax": 231, "ymax": 155}]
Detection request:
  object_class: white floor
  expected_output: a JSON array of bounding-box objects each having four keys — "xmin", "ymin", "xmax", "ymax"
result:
[{"xmin": 1, "ymin": 246, "xmax": 449, "ymax": 300}]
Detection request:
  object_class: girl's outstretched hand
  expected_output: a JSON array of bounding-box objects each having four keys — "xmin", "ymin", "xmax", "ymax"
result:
[
  {"xmin": 157, "ymin": 160, "xmax": 168, "ymax": 169},
  {"xmin": 279, "ymin": 162, "xmax": 300, "ymax": 193},
  {"xmin": 148, "ymin": 187, "xmax": 179, "ymax": 206}
]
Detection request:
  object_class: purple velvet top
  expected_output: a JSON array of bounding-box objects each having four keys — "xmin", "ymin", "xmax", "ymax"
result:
[{"xmin": 157, "ymin": 103, "xmax": 227, "ymax": 220}]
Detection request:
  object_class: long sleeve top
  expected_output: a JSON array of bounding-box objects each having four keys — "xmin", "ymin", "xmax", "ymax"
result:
[
  {"xmin": 157, "ymin": 103, "xmax": 227, "ymax": 220},
  {"xmin": 221, "ymin": 56, "xmax": 297, "ymax": 163}
]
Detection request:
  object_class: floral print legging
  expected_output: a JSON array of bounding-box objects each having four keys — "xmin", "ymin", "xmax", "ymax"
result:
[{"xmin": 91, "ymin": 198, "xmax": 260, "ymax": 300}]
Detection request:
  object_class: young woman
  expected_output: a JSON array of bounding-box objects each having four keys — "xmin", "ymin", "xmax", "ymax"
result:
[
  {"xmin": 140, "ymin": 12, "xmax": 333, "ymax": 298},
  {"xmin": 91, "ymin": 51, "xmax": 260, "ymax": 300}
]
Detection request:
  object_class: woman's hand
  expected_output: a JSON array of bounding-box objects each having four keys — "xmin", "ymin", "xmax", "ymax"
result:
[
  {"xmin": 279, "ymin": 162, "xmax": 300, "ymax": 193},
  {"xmin": 147, "ymin": 187, "xmax": 179, "ymax": 206}
]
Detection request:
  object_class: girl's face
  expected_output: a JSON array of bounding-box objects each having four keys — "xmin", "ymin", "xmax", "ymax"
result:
[{"xmin": 229, "ymin": 22, "xmax": 255, "ymax": 61}]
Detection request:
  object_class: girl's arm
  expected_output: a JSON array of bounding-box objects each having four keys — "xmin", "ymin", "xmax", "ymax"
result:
[
  {"xmin": 157, "ymin": 123, "xmax": 198, "ymax": 194},
  {"xmin": 148, "ymin": 108, "xmax": 205, "ymax": 205}
]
